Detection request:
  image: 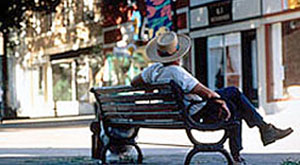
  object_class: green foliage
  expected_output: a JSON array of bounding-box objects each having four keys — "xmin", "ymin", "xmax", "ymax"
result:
[
  {"xmin": 281, "ymin": 158, "xmax": 300, "ymax": 165},
  {"xmin": 0, "ymin": 0, "xmax": 60, "ymax": 32}
]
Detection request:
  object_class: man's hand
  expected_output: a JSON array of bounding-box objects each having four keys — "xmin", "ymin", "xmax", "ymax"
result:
[
  {"xmin": 213, "ymin": 99, "xmax": 231, "ymax": 121},
  {"xmin": 190, "ymin": 83, "xmax": 231, "ymax": 121},
  {"xmin": 131, "ymin": 74, "xmax": 146, "ymax": 87}
]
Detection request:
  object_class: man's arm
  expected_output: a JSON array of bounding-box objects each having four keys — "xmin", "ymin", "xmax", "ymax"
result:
[
  {"xmin": 131, "ymin": 74, "xmax": 147, "ymax": 87},
  {"xmin": 190, "ymin": 83, "xmax": 220, "ymax": 99},
  {"xmin": 191, "ymin": 83, "xmax": 231, "ymax": 121}
]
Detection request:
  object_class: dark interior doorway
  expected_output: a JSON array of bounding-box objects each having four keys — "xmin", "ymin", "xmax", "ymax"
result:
[
  {"xmin": 194, "ymin": 37, "xmax": 208, "ymax": 86},
  {"xmin": 242, "ymin": 30, "xmax": 259, "ymax": 107}
]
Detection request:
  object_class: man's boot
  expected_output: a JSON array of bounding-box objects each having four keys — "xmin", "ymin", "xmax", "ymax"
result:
[
  {"xmin": 232, "ymin": 152, "xmax": 246, "ymax": 165},
  {"xmin": 260, "ymin": 124, "xmax": 293, "ymax": 146}
]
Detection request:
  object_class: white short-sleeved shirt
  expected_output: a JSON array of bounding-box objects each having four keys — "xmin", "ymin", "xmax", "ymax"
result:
[{"xmin": 141, "ymin": 63, "xmax": 206, "ymax": 115}]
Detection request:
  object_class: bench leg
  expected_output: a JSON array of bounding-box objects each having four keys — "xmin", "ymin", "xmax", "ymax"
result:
[
  {"xmin": 132, "ymin": 143, "xmax": 143, "ymax": 164},
  {"xmin": 184, "ymin": 147, "xmax": 198, "ymax": 165},
  {"xmin": 100, "ymin": 142, "xmax": 143, "ymax": 164},
  {"xmin": 219, "ymin": 148, "xmax": 233, "ymax": 165},
  {"xmin": 100, "ymin": 143, "xmax": 110, "ymax": 164},
  {"xmin": 90, "ymin": 121, "xmax": 102, "ymax": 159},
  {"xmin": 91, "ymin": 133, "xmax": 102, "ymax": 159},
  {"xmin": 184, "ymin": 147, "xmax": 233, "ymax": 165}
]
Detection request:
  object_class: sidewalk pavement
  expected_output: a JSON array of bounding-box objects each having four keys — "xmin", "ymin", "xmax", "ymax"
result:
[{"xmin": 0, "ymin": 148, "xmax": 299, "ymax": 164}]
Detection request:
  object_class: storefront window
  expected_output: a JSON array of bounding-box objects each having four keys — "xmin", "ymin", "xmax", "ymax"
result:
[
  {"xmin": 225, "ymin": 45, "xmax": 241, "ymax": 87},
  {"xmin": 208, "ymin": 47, "xmax": 224, "ymax": 90},
  {"xmin": 51, "ymin": 55, "xmax": 104, "ymax": 104},
  {"xmin": 102, "ymin": 53, "xmax": 136, "ymax": 86},
  {"xmin": 282, "ymin": 19, "xmax": 300, "ymax": 98},
  {"xmin": 208, "ymin": 35, "xmax": 224, "ymax": 90},
  {"xmin": 50, "ymin": 48, "xmax": 148, "ymax": 105},
  {"xmin": 101, "ymin": 48, "xmax": 148, "ymax": 86},
  {"xmin": 266, "ymin": 20, "xmax": 300, "ymax": 100},
  {"xmin": 207, "ymin": 33, "xmax": 242, "ymax": 91}
]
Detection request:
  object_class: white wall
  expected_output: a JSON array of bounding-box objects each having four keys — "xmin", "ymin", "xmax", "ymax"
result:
[
  {"xmin": 15, "ymin": 56, "xmax": 56, "ymax": 118},
  {"xmin": 271, "ymin": 23, "xmax": 285, "ymax": 99},
  {"xmin": 15, "ymin": 64, "xmax": 30, "ymax": 117},
  {"xmin": 16, "ymin": 65, "xmax": 55, "ymax": 118}
]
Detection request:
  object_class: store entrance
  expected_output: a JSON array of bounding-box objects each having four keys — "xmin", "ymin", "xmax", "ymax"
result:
[
  {"xmin": 51, "ymin": 59, "xmax": 79, "ymax": 116},
  {"xmin": 242, "ymin": 30, "xmax": 259, "ymax": 107}
]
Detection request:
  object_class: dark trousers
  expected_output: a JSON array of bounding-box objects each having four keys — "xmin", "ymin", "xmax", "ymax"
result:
[{"xmin": 193, "ymin": 86, "xmax": 264, "ymax": 155}]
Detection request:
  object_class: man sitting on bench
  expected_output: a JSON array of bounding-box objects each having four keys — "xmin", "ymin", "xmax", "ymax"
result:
[{"xmin": 130, "ymin": 31, "xmax": 293, "ymax": 164}]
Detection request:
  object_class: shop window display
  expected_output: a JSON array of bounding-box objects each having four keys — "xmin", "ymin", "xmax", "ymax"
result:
[
  {"xmin": 225, "ymin": 45, "xmax": 242, "ymax": 88},
  {"xmin": 282, "ymin": 19, "xmax": 300, "ymax": 98},
  {"xmin": 207, "ymin": 33, "xmax": 242, "ymax": 91},
  {"xmin": 266, "ymin": 19, "xmax": 300, "ymax": 100}
]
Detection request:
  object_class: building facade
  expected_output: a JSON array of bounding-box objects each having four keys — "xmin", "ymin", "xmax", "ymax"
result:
[
  {"xmin": 6, "ymin": 0, "xmax": 190, "ymax": 118},
  {"xmin": 9, "ymin": 0, "xmax": 299, "ymax": 118},
  {"xmin": 8, "ymin": 0, "xmax": 106, "ymax": 118},
  {"xmin": 189, "ymin": 0, "xmax": 300, "ymax": 114}
]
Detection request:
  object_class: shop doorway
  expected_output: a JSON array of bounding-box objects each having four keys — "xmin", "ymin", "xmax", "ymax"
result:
[
  {"xmin": 52, "ymin": 61, "xmax": 73, "ymax": 102},
  {"xmin": 52, "ymin": 59, "xmax": 79, "ymax": 116},
  {"xmin": 195, "ymin": 31, "xmax": 258, "ymax": 106},
  {"xmin": 242, "ymin": 30, "xmax": 259, "ymax": 106},
  {"xmin": 194, "ymin": 37, "xmax": 208, "ymax": 86}
]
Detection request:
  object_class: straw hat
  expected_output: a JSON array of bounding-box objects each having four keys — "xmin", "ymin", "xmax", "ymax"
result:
[{"xmin": 145, "ymin": 31, "xmax": 191, "ymax": 63}]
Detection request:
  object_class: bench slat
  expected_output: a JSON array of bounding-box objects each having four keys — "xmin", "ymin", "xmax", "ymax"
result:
[
  {"xmin": 99, "ymin": 92, "xmax": 175, "ymax": 103},
  {"xmin": 104, "ymin": 111, "xmax": 183, "ymax": 121},
  {"xmin": 104, "ymin": 111, "xmax": 181, "ymax": 116},
  {"xmin": 105, "ymin": 120, "xmax": 185, "ymax": 128},
  {"xmin": 91, "ymin": 83, "xmax": 173, "ymax": 95},
  {"xmin": 101, "ymin": 103, "xmax": 180, "ymax": 112},
  {"xmin": 103, "ymin": 108, "xmax": 179, "ymax": 113},
  {"xmin": 105, "ymin": 115, "xmax": 182, "ymax": 121}
]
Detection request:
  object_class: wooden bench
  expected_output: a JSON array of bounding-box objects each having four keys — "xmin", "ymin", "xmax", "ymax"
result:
[{"xmin": 90, "ymin": 81, "xmax": 238, "ymax": 164}]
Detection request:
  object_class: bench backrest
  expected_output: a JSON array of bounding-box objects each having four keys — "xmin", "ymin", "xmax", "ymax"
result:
[{"xmin": 90, "ymin": 81, "xmax": 186, "ymax": 129}]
